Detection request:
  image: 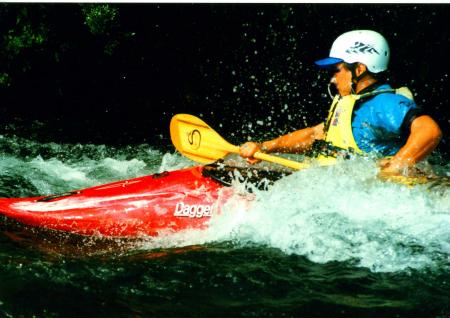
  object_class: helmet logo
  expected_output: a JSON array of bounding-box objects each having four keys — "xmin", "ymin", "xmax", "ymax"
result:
[{"xmin": 345, "ymin": 42, "xmax": 380, "ymax": 55}]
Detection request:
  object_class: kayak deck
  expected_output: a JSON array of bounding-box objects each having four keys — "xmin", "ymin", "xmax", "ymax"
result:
[
  {"xmin": 0, "ymin": 166, "xmax": 226, "ymax": 237},
  {"xmin": 0, "ymin": 159, "xmax": 446, "ymax": 238}
]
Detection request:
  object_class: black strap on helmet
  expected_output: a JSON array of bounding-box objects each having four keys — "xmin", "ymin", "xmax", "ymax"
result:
[{"xmin": 345, "ymin": 62, "xmax": 368, "ymax": 91}]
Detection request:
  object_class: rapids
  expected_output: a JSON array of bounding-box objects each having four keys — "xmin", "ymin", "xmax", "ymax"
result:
[
  {"xmin": 0, "ymin": 135, "xmax": 448, "ymax": 274},
  {"xmin": 0, "ymin": 134, "xmax": 449, "ymax": 317}
]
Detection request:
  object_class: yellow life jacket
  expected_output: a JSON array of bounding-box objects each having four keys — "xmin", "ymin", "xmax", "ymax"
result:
[{"xmin": 317, "ymin": 87, "xmax": 414, "ymax": 164}]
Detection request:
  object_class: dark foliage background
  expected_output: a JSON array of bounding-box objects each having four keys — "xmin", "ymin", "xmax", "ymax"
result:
[{"xmin": 0, "ymin": 4, "xmax": 448, "ymax": 158}]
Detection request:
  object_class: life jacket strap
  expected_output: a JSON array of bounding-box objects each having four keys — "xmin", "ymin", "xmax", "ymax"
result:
[{"xmin": 309, "ymin": 140, "xmax": 360, "ymax": 159}]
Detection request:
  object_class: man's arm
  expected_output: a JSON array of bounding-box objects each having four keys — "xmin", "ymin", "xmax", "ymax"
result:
[
  {"xmin": 260, "ymin": 123, "xmax": 325, "ymax": 153},
  {"xmin": 380, "ymin": 115, "xmax": 442, "ymax": 174},
  {"xmin": 239, "ymin": 123, "xmax": 324, "ymax": 160}
]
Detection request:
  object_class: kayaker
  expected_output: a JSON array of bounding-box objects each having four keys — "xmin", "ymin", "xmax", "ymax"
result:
[{"xmin": 239, "ymin": 30, "xmax": 442, "ymax": 175}]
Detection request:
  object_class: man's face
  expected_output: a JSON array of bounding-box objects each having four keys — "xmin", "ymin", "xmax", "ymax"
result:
[{"xmin": 331, "ymin": 63, "xmax": 353, "ymax": 96}]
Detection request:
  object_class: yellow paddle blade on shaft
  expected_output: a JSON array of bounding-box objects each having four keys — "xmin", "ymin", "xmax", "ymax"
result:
[
  {"xmin": 169, "ymin": 114, "xmax": 449, "ymax": 188},
  {"xmin": 170, "ymin": 114, "xmax": 310, "ymax": 170},
  {"xmin": 170, "ymin": 114, "xmax": 239, "ymax": 164}
]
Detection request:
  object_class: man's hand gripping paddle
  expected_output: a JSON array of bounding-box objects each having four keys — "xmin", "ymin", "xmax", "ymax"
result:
[{"xmin": 170, "ymin": 114, "xmax": 309, "ymax": 170}]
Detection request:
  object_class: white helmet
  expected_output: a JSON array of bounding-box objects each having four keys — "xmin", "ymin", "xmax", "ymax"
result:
[{"xmin": 315, "ymin": 30, "xmax": 390, "ymax": 73}]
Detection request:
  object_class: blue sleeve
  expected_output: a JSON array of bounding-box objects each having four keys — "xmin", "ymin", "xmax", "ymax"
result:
[{"xmin": 372, "ymin": 94, "xmax": 419, "ymax": 134}]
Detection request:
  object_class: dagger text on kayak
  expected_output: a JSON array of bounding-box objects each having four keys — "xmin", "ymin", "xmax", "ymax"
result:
[{"xmin": 173, "ymin": 202, "xmax": 213, "ymax": 218}]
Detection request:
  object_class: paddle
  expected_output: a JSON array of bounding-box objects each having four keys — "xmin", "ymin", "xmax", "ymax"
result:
[{"xmin": 170, "ymin": 114, "xmax": 310, "ymax": 170}]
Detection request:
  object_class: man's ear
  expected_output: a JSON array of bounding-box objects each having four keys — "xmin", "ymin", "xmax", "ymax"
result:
[{"xmin": 355, "ymin": 63, "xmax": 368, "ymax": 77}]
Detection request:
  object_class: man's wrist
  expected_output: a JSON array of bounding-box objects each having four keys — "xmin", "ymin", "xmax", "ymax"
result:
[{"xmin": 260, "ymin": 143, "xmax": 269, "ymax": 153}]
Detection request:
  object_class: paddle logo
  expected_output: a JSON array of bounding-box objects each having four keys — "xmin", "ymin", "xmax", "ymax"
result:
[
  {"xmin": 174, "ymin": 202, "xmax": 213, "ymax": 218},
  {"xmin": 187, "ymin": 129, "xmax": 201, "ymax": 149}
]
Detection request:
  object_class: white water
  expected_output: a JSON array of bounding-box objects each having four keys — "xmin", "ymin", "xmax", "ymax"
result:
[
  {"xmin": 146, "ymin": 155, "xmax": 450, "ymax": 273},
  {"xmin": 210, "ymin": 160, "xmax": 450, "ymax": 272},
  {"xmin": 0, "ymin": 137, "xmax": 449, "ymax": 273}
]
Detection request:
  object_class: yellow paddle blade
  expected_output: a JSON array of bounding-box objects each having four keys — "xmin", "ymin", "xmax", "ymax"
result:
[
  {"xmin": 170, "ymin": 114, "xmax": 239, "ymax": 164},
  {"xmin": 170, "ymin": 114, "xmax": 310, "ymax": 170},
  {"xmin": 170, "ymin": 115, "xmax": 448, "ymax": 186}
]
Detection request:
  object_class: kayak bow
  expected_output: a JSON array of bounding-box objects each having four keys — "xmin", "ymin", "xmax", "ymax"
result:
[
  {"xmin": 0, "ymin": 162, "xmax": 288, "ymax": 238},
  {"xmin": 0, "ymin": 166, "xmax": 227, "ymax": 237},
  {"xmin": 0, "ymin": 160, "xmax": 446, "ymax": 238}
]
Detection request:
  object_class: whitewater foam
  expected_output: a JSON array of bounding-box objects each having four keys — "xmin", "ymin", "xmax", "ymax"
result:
[
  {"xmin": 0, "ymin": 137, "xmax": 448, "ymax": 273},
  {"xmin": 213, "ymin": 160, "xmax": 449, "ymax": 272},
  {"xmin": 143, "ymin": 158, "xmax": 450, "ymax": 273}
]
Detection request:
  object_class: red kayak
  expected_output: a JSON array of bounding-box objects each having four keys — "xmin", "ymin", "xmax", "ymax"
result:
[{"xmin": 0, "ymin": 163, "xmax": 287, "ymax": 238}]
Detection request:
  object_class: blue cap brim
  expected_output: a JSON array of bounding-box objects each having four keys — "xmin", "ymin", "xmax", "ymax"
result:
[{"xmin": 314, "ymin": 57, "xmax": 343, "ymax": 68}]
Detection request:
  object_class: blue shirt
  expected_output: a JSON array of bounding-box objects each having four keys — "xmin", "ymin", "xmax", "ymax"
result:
[{"xmin": 352, "ymin": 84, "xmax": 420, "ymax": 156}]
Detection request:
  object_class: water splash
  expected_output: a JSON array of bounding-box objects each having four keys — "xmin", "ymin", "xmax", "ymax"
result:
[
  {"xmin": 0, "ymin": 135, "xmax": 183, "ymax": 197},
  {"xmin": 203, "ymin": 159, "xmax": 450, "ymax": 273},
  {"xmin": 0, "ymin": 135, "xmax": 448, "ymax": 273},
  {"xmin": 137, "ymin": 158, "xmax": 449, "ymax": 273}
]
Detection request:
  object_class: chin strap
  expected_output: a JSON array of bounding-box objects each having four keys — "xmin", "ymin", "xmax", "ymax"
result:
[
  {"xmin": 327, "ymin": 63, "xmax": 370, "ymax": 98},
  {"xmin": 353, "ymin": 70, "xmax": 368, "ymax": 83},
  {"xmin": 347, "ymin": 63, "xmax": 368, "ymax": 93}
]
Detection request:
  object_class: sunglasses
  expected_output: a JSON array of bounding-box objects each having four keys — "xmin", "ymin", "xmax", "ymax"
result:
[{"xmin": 324, "ymin": 65, "xmax": 342, "ymax": 74}]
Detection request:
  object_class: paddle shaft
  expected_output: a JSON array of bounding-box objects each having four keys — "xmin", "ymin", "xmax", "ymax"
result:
[{"xmin": 170, "ymin": 114, "xmax": 310, "ymax": 170}]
